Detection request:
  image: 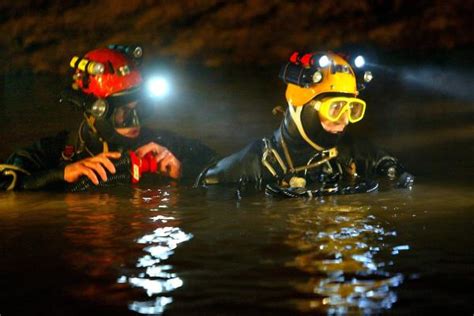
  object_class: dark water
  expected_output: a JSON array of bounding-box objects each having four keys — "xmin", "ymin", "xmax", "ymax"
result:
[{"xmin": 0, "ymin": 58, "xmax": 473, "ymax": 315}]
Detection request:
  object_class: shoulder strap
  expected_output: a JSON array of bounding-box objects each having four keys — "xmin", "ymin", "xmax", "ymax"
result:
[{"xmin": 261, "ymin": 138, "xmax": 287, "ymax": 178}]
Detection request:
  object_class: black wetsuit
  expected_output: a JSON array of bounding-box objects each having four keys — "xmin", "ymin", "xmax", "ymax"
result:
[
  {"xmin": 201, "ymin": 120, "xmax": 412, "ymax": 193},
  {"xmin": 3, "ymin": 127, "xmax": 217, "ymax": 191}
]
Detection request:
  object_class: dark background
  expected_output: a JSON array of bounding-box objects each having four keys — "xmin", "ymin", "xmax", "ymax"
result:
[{"xmin": 0, "ymin": 0, "xmax": 472, "ymax": 73}]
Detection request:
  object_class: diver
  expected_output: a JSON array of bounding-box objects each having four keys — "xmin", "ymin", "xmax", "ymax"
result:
[
  {"xmin": 0, "ymin": 46, "xmax": 216, "ymax": 191},
  {"xmin": 197, "ymin": 51, "xmax": 414, "ymax": 197}
]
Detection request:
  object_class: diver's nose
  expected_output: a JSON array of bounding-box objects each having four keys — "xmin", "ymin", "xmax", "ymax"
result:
[{"xmin": 338, "ymin": 110, "xmax": 350, "ymax": 125}]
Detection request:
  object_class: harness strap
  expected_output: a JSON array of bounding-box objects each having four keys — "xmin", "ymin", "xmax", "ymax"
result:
[
  {"xmin": 261, "ymin": 135, "xmax": 338, "ymax": 181},
  {"xmin": 280, "ymin": 137, "xmax": 294, "ymax": 171},
  {"xmin": 0, "ymin": 164, "xmax": 31, "ymax": 191},
  {"xmin": 261, "ymin": 138, "xmax": 287, "ymax": 177},
  {"xmin": 292, "ymin": 148, "xmax": 337, "ymax": 173}
]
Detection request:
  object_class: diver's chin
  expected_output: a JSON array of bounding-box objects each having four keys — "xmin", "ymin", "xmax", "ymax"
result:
[
  {"xmin": 116, "ymin": 127, "xmax": 141, "ymax": 139},
  {"xmin": 320, "ymin": 121, "xmax": 347, "ymax": 134},
  {"xmin": 323, "ymin": 128, "xmax": 344, "ymax": 134},
  {"xmin": 330, "ymin": 129, "xmax": 345, "ymax": 134}
]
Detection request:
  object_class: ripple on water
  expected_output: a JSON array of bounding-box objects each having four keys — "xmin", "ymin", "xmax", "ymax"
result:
[{"xmin": 285, "ymin": 203, "xmax": 407, "ymax": 314}]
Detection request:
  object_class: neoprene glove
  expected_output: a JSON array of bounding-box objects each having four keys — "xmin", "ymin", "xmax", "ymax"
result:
[
  {"xmin": 396, "ymin": 171, "xmax": 415, "ymax": 189},
  {"xmin": 376, "ymin": 158, "xmax": 415, "ymax": 189}
]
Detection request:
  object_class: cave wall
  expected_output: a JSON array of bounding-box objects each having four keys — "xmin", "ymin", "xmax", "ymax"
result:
[{"xmin": 0, "ymin": 0, "xmax": 472, "ymax": 73}]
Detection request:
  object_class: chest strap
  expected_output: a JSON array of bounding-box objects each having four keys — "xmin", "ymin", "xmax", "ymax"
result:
[{"xmin": 261, "ymin": 137, "xmax": 338, "ymax": 179}]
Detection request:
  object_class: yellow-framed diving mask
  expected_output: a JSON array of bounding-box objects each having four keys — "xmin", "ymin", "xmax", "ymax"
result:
[{"xmin": 310, "ymin": 97, "xmax": 366, "ymax": 123}]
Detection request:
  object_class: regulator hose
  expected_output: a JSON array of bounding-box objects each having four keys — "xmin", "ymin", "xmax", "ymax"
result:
[
  {"xmin": 67, "ymin": 151, "xmax": 161, "ymax": 192},
  {"xmin": 67, "ymin": 154, "xmax": 132, "ymax": 192},
  {"xmin": 265, "ymin": 179, "xmax": 379, "ymax": 198}
]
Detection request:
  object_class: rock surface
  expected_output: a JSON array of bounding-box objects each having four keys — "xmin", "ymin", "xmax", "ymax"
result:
[{"xmin": 0, "ymin": 0, "xmax": 472, "ymax": 73}]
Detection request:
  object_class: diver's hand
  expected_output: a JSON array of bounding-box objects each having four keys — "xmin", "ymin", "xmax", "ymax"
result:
[
  {"xmin": 397, "ymin": 172, "xmax": 415, "ymax": 189},
  {"xmin": 64, "ymin": 152, "xmax": 121, "ymax": 185},
  {"xmin": 135, "ymin": 142, "xmax": 181, "ymax": 179},
  {"xmin": 376, "ymin": 158, "xmax": 414, "ymax": 189}
]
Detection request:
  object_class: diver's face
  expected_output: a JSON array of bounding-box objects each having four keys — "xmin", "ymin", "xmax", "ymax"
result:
[
  {"xmin": 318, "ymin": 110, "xmax": 349, "ymax": 134},
  {"xmin": 311, "ymin": 95, "xmax": 365, "ymax": 134},
  {"xmin": 114, "ymin": 101, "xmax": 141, "ymax": 139}
]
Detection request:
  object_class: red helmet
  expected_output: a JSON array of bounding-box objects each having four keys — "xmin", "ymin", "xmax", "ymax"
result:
[{"xmin": 71, "ymin": 48, "xmax": 142, "ymax": 98}]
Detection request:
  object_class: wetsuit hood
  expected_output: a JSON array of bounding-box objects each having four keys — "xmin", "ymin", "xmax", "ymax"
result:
[
  {"xmin": 282, "ymin": 105, "xmax": 343, "ymax": 151},
  {"xmin": 300, "ymin": 104, "xmax": 343, "ymax": 148},
  {"xmin": 80, "ymin": 120, "xmax": 138, "ymax": 154}
]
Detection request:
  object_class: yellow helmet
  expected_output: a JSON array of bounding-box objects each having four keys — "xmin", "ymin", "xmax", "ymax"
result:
[{"xmin": 282, "ymin": 52, "xmax": 359, "ymax": 107}]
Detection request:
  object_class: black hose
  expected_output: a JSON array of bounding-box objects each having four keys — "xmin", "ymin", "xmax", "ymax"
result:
[
  {"xmin": 265, "ymin": 179, "xmax": 379, "ymax": 198},
  {"xmin": 67, "ymin": 154, "xmax": 132, "ymax": 192}
]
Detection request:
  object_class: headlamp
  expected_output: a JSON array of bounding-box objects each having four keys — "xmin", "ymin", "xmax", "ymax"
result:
[
  {"xmin": 354, "ymin": 55, "xmax": 365, "ymax": 68},
  {"xmin": 312, "ymin": 71, "xmax": 323, "ymax": 83},
  {"xmin": 146, "ymin": 76, "xmax": 170, "ymax": 98},
  {"xmin": 280, "ymin": 59, "xmax": 325, "ymax": 88},
  {"xmin": 131, "ymin": 46, "xmax": 143, "ymax": 59},
  {"xmin": 363, "ymin": 71, "xmax": 373, "ymax": 82},
  {"xmin": 318, "ymin": 55, "xmax": 330, "ymax": 68},
  {"xmin": 70, "ymin": 56, "xmax": 105, "ymax": 75},
  {"xmin": 107, "ymin": 44, "xmax": 143, "ymax": 65},
  {"xmin": 90, "ymin": 99, "xmax": 108, "ymax": 118}
]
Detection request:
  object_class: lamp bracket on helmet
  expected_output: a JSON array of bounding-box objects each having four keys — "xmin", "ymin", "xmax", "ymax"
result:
[
  {"xmin": 107, "ymin": 44, "xmax": 143, "ymax": 66},
  {"xmin": 281, "ymin": 51, "xmax": 374, "ymax": 88},
  {"xmin": 70, "ymin": 46, "xmax": 142, "ymax": 76},
  {"xmin": 279, "ymin": 62, "xmax": 323, "ymax": 88},
  {"xmin": 70, "ymin": 56, "xmax": 105, "ymax": 76},
  {"xmin": 59, "ymin": 88, "xmax": 95, "ymax": 113},
  {"xmin": 279, "ymin": 52, "xmax": 326, "ymax": 88},
  {"xmin": 59, "ymin": 88, "xmax": 109, "ymax": 118}
]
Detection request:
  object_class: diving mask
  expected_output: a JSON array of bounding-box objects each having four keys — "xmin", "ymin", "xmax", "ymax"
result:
[
  {"xmin": 311, "ymin": 97, "xmax": 366, "ymax": 123},
  {"xmin": 112, "ymin": 101, "xmax": 140, "ymax": 128}
]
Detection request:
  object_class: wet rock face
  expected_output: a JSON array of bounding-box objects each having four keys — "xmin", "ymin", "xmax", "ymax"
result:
[{"xmin": 0, "ymin": 0, "xmax": 471, "ymax": 73}]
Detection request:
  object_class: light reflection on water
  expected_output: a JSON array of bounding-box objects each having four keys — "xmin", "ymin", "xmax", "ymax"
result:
[
  {"xmin": 0, "ymin": 183, "xmax": 472, "ymax": 314},
  {"xmin": 285, "ymin": 202, "xmax": 408, "ymax": 314},
  {"xmin": 120, "ymin": 188, "xmax": 192, "ymax": 315}
]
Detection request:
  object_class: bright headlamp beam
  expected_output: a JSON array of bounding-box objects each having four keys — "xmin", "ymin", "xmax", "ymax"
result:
[
  {"xmin": 146, "ymin": 76, "xmax": 170, "ymax": 98},
  {"xmin": 318, "ymin": 55, "xmax": 330, "ymax": 68},
  {"xmin": 354, "ymin": 55, "xmax": 365, "ymax": 68}
]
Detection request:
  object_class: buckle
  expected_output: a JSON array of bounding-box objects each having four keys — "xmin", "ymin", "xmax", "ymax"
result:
[{"xmin": 323, "ymin": 147, "xmax": 338, "ymax": 159}]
